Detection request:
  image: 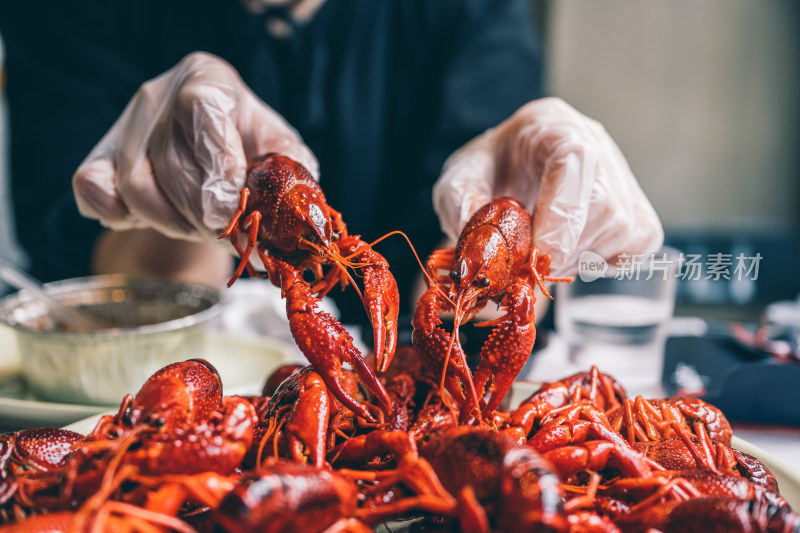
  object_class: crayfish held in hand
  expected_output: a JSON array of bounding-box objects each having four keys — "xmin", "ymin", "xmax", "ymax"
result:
[
  {"xmin": 413, "ymin": 197, "xmax": 571, "ymax": 423},
  {"xmin": 220, "ymin": 154, "xmax": 398, "ymax": 421}
]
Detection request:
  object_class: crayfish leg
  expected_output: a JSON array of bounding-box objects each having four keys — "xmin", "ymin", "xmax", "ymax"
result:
[
  {"xmin": 425, "ymin": 248, "xmax": 456, "ymax": 285},
  {"xmin": 456, "ymin": 486, "xmax": 491, "ymax": 533},
  {"xmin": 218, "ymin": 186, "xmax": 250, "ymax": 239},
  {"xmin": 219, "ymin": 187, "xmax": 262, "ymax": 287},
  {"xmin": 223, "ymin": 209, "xmax": 265, "ymax": 287},
  {"xmin": 528, "ymin": 247, "xmax": 572, "ymax": 300}
]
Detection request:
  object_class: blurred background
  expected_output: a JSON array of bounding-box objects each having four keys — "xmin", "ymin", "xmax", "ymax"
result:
[
  {"xmin": 541, "ymin": 0, "xmax": 800, "ymax": 320},
  {"xmin": 2, "ymin": 0, "xmax": 799, "ymax": 319},
  {"xmin": 0, "ymin": 36, "xmax": 27, "ymax": 276}
]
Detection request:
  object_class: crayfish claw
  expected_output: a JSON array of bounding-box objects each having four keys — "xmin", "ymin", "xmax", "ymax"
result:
[
  {"xmin": 346, "ymin": 348, "xmax": 392, "ymax": 417},
  {"xmin": 338, "ymin": 236, "xmax": 400, "ymax": 374},
  {"xmin": 276, "ymin": 259, "xmax": 391, "ymax": 423},
  {"xmin": 367, "ymin": 275, "xmax": 399, "ymax": 374},
  {"xmin": 318, "ymin": 361, "xmax": 376, "ymax": 423}
]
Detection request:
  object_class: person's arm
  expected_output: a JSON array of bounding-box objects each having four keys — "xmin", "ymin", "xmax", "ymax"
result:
[
  {"xmin": 1, "ymin": 2, "xmax": 313, "ymax": 288},
  {"xmin": 92, "ymin": 229, "xmax": 232, "ymax": 289}
]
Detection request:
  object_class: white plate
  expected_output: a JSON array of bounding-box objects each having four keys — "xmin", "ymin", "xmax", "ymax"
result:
[{"xmin": 0, "ymin": 327, "xmax": 296, "ymax": 429}]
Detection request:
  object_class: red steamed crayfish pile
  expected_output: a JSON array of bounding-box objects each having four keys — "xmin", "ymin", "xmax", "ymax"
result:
[{"xmin": 0, "ymin": 154, "xmax": 797, "ymax": 532}]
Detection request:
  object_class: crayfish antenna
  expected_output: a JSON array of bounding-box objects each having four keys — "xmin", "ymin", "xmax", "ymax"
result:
[
  {"xmin": 449, "ymin": 295, "xmax": 483, "ymax": 426},
  {"xmin": 298, "ymin": 237, "xmax": 367, "ymax": 304},
  {"xmin": 299, "ymin": 237, "xmax": 368, "ymax": 270}
]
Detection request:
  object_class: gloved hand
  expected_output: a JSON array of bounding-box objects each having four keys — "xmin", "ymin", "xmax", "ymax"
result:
[
  {"xmin": 434, "ymin": 97, "xmax": 664, "ymax": 277},
  {"xmin": 73, "ymin": 52, "xmax": 318, "ymax": 242}
]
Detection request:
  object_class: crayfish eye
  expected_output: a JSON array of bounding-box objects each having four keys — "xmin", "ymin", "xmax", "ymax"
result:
[
  {"xmin": 477, "ymin": 277, "xmax": 491, "ymax": 288},
  {"xmin": 449, "ymin": 270, "xmax": 459, "ymax": 281}
]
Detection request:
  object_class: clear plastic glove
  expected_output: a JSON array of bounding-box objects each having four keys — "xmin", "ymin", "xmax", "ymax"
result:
[
  {"xmin": 434, "ymin": 97, "xmax": 664, "ymax": 277},
  {"xmin": 73, "ymin": 52, "xmax": 318, "ymax": 242}
]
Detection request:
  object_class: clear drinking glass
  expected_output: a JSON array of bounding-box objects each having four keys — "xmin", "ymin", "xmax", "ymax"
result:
[{"xmin": 555, "ymin": 247, "xmax": 679, "ymax": 396}]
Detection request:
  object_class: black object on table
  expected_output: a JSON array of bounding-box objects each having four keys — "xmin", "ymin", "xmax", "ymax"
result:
[{"xmin": 663, "ymin": 335, "xmax": 800, "ymax": 427}]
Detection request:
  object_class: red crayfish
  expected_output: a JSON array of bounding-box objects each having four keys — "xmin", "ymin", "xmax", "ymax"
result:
[
  {"xmin": 83, "ymin": 358, "xmax": 257, "ymax": 476},
  {"xmin": 1, "ymin": 357, "xmax": 798, "ymax": 532},
  {"xmin": 220, "ymin": 154, "xmax": 398, "ymax": 422},
  {"xmin": 213, "ymin": 460, "xmax": 366, "ymax": 533},
  {"xmin": 505, "ymin": 365, "xmax": 628, "ymax": 442},
  {"xmin": 0, "ymin": 359, "xmax": 256, "ymax": 531},
  {"xmin": 413, "ymin": 197, "xmax": 571, "ymax": 423}
]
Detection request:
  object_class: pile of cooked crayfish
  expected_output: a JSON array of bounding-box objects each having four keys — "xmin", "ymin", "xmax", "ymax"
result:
[
  {"xmin": 2, "ymin": 360, "xmax": 796, "ymax": 532},
  {"xmin": 0, "ymin": 154, "xmax": 797, "ymax": 532}
]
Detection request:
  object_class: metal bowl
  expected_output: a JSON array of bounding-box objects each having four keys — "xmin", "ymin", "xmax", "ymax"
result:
[{"xmin": 0, "ymin": 275, "xmax": 220, "ymax": 406}]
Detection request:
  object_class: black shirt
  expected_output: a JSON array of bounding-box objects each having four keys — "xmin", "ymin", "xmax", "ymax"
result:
[{"xmin": 0, "ymin": 0, "xmax": 543, "ymax": 324}]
